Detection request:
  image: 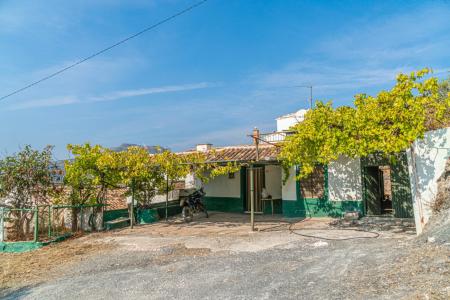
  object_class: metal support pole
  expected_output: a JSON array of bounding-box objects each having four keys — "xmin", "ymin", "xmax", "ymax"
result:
[
  {"xmin": 130, "ymin": 181, "xmax": 135, "ymax": 229},
  {"xmin": 165, "ymin": 176, "xmax": 169, "ymax": 222},
  {"xmin": 0, "ymin": 208, "xmax": 4, "ymax": 243},
  {"xmin": 33, "ymin": 208, "xmax": 39, "ymax": 242},
  {"xmin": 292, "ymin": 85, "xmax": 313, "ymax": 109},
  {"xmin": 48, "ymin": 205, "xmax": 52, "ymax": 237},
  {"xmin": 250, "ymin": 128, "xmax": 260, "ymax": 232},
  {"xmin": 250, "ymin": 166, "xmax": 255, "ymax": 232},
  {"xmin": 80, "ymin": 205, "xmax": 84, "ymax": 232}
]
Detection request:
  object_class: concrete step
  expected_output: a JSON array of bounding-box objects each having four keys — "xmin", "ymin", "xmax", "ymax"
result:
[
  {"xmin": 331, "ymin": 216, "xmax": 416, "ymax": 233},
  {"xmin": 360, "ymin": 216, "xmax": 415, "ymax": 227}
]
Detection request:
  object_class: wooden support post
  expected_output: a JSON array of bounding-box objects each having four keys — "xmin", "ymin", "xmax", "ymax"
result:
[
  {"xmin": 253, "ymin": 128, "xmax": 260, "ymax": 161},
  {"xmin": 33, "ymin": 208, "xmax": 39, "ymax": 242}
]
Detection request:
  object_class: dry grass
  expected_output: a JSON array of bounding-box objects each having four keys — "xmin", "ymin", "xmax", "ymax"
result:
[{"xmin": 0, "ymin": 234, "xmax": 114, "ymax": 290}]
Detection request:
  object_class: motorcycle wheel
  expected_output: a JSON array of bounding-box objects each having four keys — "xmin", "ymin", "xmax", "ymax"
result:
[
  {"xmin": 198, "ymin": 203, "xmax": 209, "ymax": 218},
  {"xmin": 182, "ymin": 206, "xmax": 192, "ymax": 222}
]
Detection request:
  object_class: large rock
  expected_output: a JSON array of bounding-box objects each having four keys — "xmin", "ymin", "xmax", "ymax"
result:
[
  {"xmin": 433, "ymin": 159, "xmax": 450, "ymax": 212},
  {"xmin": 422, "ymin": 159, "xmax": 450, "ymax": 245}
]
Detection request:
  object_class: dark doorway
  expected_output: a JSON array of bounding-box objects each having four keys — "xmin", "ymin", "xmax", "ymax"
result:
[
  {"xmin": 363, "ymin": 166, "xmax": 393, "ymax": 216},
  {"xmin": 361, "ymin": 153, "xmax": 413, "ymax": 218},
  {"xmin": 379, "ymin": 166, "xmax": 393, "ymax": 214},
  {"xmin": 244, "ymin": 167, "xmax": 264, "ymax": 213}
]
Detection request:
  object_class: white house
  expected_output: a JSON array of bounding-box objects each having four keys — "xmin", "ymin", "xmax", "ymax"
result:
[{"xmin": 188, "ymin": 109, "xmax": 415, "ymax": 219}]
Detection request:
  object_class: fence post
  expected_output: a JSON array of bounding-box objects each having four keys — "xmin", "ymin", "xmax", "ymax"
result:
[
  {"xmin": 34, "ymin": 208, "xmax": 39, "ymax": 242},
  {"xmin": 165, "ymin": 177, "xmax": 169, "ymax": 221},
  {"xmin": 130, "ymin": 181, "xmax": 135, "ymax": 229},
  {"xmin": 0, "ymin": 207, "xmax": 4, "ymax": 243},
  {"xmin": 48, "ymin": 205, "xmax": 52, "ymax": 238},
  {"xmin": 80, "ymin": 205, "xmax": 84, "ymax": 232}
]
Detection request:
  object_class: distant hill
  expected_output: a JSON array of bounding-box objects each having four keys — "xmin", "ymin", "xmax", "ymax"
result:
[{"xmin": 110, "ymin": 143, "xmax": 168, "ymax": 154}]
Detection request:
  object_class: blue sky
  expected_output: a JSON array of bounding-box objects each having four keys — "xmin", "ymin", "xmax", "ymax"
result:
[{"xmin": 0, "ymin": 0, "xmax": 449, "ymax": 159}]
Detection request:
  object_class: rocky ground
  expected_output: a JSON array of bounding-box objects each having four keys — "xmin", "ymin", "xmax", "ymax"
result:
[{"xmin": 1, "ymin": 213, "xmax": 449, "ymax": 299}]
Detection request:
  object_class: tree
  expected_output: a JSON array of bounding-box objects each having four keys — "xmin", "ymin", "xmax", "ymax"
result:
[
  {"xmin": 64, "ymin": 143, "xmax": 121, "ymax": 230},
  {"xmin": 280, "ymin": 69, "xmax": 450, "ymax": 179},
  {"xmin": 65, "ymin": 143, "xmax": 121, "ymax": 205},
  {"xmin": 118, "ymin": 146, "xmax": 165, "ymax": 206},
  {"xmin": 152, "ymin": 149, "xmax": 240, "ymax": 220},
  {"xmin": 153, "ymin": 150, "xmax": 240, "ymax": 195},
  {"xmin": 64, "ymin": 143, "xmax": 241, "ymax": 225},
  {"xmin": 428, "ymin": 75, "xmax": 450, "ymax": 130},
  {"xmin": 0, "ymin": 145, "xmax": 59, "ymax": 238}
]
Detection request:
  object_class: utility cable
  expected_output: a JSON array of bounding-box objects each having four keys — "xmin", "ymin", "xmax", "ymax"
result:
[{"xmin": 0, "ymin": 0, "xmax": 209, "ymax": 102}]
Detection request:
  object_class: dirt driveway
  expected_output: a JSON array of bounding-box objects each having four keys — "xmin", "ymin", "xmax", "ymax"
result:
[{"xmin": 1, "ymin": 212, "xmax": 449, "ymax": 299}]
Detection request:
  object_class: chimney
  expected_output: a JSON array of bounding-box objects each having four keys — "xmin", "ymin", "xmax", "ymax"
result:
[{"xmin": 196, "ymin": 143, "xmax": 213, "ymax": 152}]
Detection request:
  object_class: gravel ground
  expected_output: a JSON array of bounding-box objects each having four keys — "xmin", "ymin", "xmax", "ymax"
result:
[{"xmin": 1, "ymin": 213, "xmax": 449, "ymax": 300}]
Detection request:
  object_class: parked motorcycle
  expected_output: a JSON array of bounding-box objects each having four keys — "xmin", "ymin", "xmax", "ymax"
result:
[{"xmin": 180, "ymin": 188, "xmax": 208, "ymax": 222}]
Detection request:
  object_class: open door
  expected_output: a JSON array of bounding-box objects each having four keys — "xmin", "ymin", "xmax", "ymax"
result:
[{"xmin": 363, "ymin": 166, "xmax": 382, "ymax": 215}]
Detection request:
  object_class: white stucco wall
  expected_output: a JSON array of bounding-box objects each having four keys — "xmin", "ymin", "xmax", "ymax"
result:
[
  {"xmin": 276, "ymin": 109, "xmax": 308, "ymax": 131},
  {"xmin": 265, "ymin": 165, "xmax": 282, "ymax": 199},
  {"xmin": 282, "ymin": 166, "xmax": 297, "ymax": 201},
  {"xmin": 151, "ymin": 190, "xmax": 180, "ymax": 203},
  {"xmin": 328, "ymin": 156, "xmax": 362, "ymax": 201},
  {"xmin": 185, "ymin": 173, "xmax": 202, "ymax": 190},
  {"xmin": 277, "ymin": 117, "xmax": 299, "ymax": 132},
  {"xmin": 407, "ymin": 127, "xmax": 450, "ymax": 234},
  {"xmin": 204, "ymin": 171, "xmax": 241, "ymax": 198}
]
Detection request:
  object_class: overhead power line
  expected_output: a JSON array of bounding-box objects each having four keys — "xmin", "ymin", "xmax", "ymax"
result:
[{"xmin": 0, "ymin": 0, "xmax": 209, "ymax": 102}]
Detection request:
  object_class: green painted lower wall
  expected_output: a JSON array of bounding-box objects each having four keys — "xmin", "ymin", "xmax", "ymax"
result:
[
  {"xmin": 204, "ymin": 197, "xmax": 283, "ymax": 215},
  {"xmin": 105, "ymin": 201, "xmax": 181, "ymax": 224},
  {"xmin": 285, "ymin": 164, "xmax": 365, "ymax": 218},
  {"xmin": 152, "ymin": 200, "xmax": 181, "ymax": 219},
  {"xmin": 262, "ymin": 199, "xmax": 283, "ymax": 214},
  {"xmin": 0, "ymin": 241, "xmax": 44, "ymax": 253},
  {"xmin": 104, "ymin": 209, "xmax": 129, "ymax": 222},
  {"xmin": 137, "ymin": 208, "xmax": 160, "ymax": 224},
  {"xmin": 203, "ymin": 196, "xmax": 244, "ymax": 213},
  {"xmin": 282, "ymin": 199, "xmax": 364, "ymax": 218},
  {"xmin": 0, "ymin": 233, "xmax": 73, "ymax": 253}
]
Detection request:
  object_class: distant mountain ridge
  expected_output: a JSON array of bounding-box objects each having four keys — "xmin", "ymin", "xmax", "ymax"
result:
[{"xmin": 110, "ymin": 143, "xmax": 168, "ymax": 154}]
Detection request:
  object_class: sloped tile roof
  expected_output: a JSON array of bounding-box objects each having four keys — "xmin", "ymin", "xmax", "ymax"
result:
[{"xmin": 182, "ymin": 144, "xmax": 280, "ymax": 163}]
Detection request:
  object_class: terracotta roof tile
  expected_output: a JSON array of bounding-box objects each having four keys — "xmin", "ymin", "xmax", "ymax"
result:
[{"xmin": 182, "ymin": 144, "xmax": 280, "ymax": 163}]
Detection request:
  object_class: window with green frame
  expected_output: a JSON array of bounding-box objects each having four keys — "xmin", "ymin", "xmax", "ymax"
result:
[{"xmin": 299, "ymin": 166, "xmax": 325, "ymax": 199}]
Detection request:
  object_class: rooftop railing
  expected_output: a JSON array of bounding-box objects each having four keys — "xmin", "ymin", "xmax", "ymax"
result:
[{"xmin": 259, "ymin": 131, "xmax": 294, "ymax": 144}]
